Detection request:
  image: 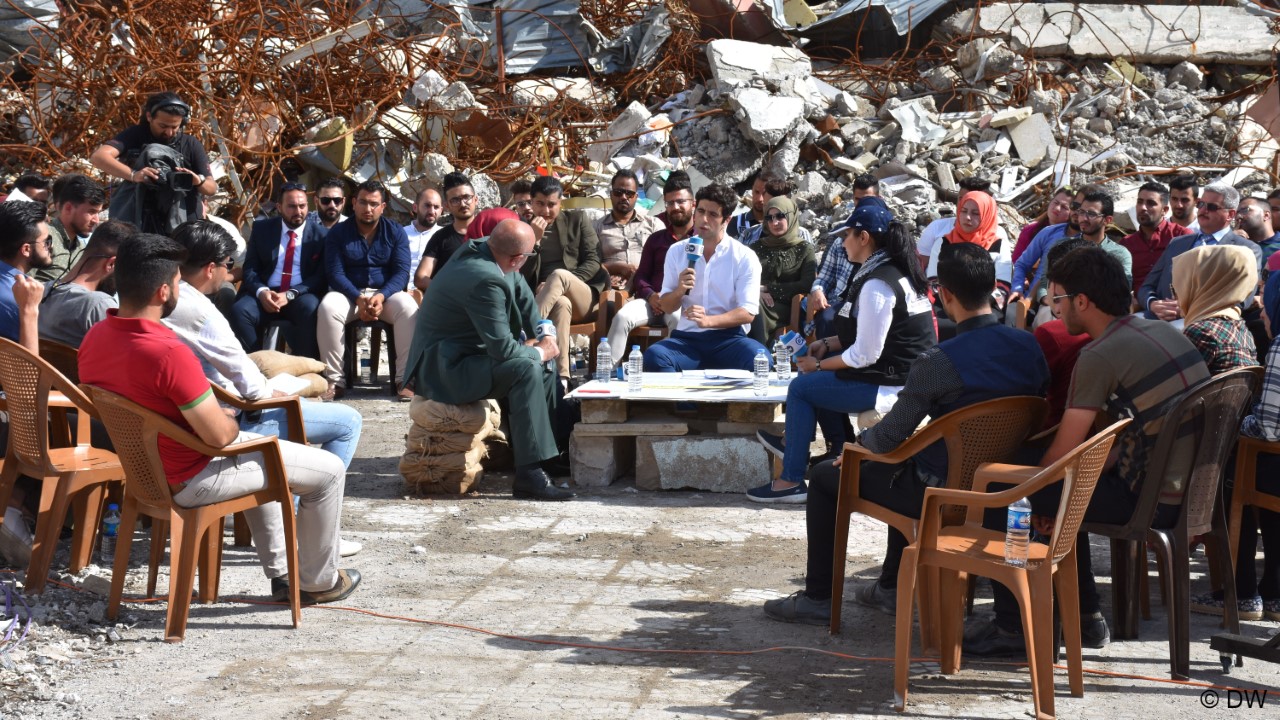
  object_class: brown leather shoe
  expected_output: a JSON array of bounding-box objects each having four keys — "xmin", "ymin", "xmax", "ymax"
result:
[{"xmin": 301, "ymin": 568, "xmax": 361, "ymax": 605}]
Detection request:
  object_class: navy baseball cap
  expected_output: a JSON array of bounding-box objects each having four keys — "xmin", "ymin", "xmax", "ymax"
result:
[{"xmin": 831, "ymin": 198, "xmax": 893, "ymax": 236}]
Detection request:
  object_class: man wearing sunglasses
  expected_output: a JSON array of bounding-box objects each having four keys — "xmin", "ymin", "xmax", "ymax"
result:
[
  {"xmin": 1139, "ymin": 182, "xmax": 1261, "ymax": 321},
  {"xmin": 1024, "ymin": 189, "xmax": 1131, "ymax": 322},
  {"xmin": 309, "ymin": 178, "xmax": 348, "ymax": 230},
  {"xmin": 232, "ymin": 183, "xmax": 327, "ymax": 359},
  {"xmin": 593, "ymin": 169, "xmax": 661, "ymax": 293}
]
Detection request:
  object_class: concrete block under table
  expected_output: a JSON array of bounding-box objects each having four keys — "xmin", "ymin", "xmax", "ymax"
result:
[
  {"xmin": 581, "ymin": 399, "xmax": 628, "ymax": 424},
  {"xmin": 569, "ymin": 434, "xmax": 636, "ymax": 487},
  {"xmin": 635, "ymin": 435, "xmax": 771, "ymax": 492},
  {"xmin": 725, "ymin": 402, "xmax": 782, "ymax": 423},
  {"xmin": 574, "ymin": 420, "xmax": 689, "ymax": 437}
]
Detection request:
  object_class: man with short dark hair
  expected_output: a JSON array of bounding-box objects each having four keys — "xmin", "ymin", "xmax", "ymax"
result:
[
  {"xmin": 0, "ymin": 201, "xmax": 52, "ymax": 349},
  {"xmin": 1169, "ymin": 174, "xmax": 1200, "ymax": 231},
  {"xmin": 79, "ymin": 233, "xmax": 361, "ymax": 604},
  {"xmin": 38, "ymin": 219, "xmax": 133, "ymax": 348},
  {"xmin": 414, "ymin": 172, "xmax": 476, "ymax": 292},
  {"xmin": 231, "ymin": 183, "xmax": 327, "ymax": 358},
  {"xmin": 727, "ymin": 173, "xmax": 768, "ymax": 239},
  {"xmin": 763, "ymin": 244, "xmax": 1049, "ymax": 624},
  {"xmin": 508, "ymin": 178, "xmax": 534, "ymax": 222},
  {"xmin": 1120, "ymin": 181, "xmax": 1188, "ymax": 292},
  {"xmin": 404, "ymin": 187, "xmax": 442, "ymax": 290},
  {"xmin": 1267, "ymin": 188, "xmax": 1280, "ymax": 221},
  {"xmin": 593, "ymin": 169, "xmax": 662, "ymax": 293},
  {"xmin": 521, "ymin": 175, "xmax": 608, "ymax": 380},
  {"xmin": 605, "ymin": 171, "xmax": 693, "ymax": 365},
  {"xmin": 965, "ymin": 246, "xmax": 1209, "ymax": 656},
  {"xmin": 851, "ymin": 174, "xmax": 879, "ymax": 199},
  {"xmin": 318, "ymin": 180, "xmax": 417, "ymax": 399},
  {"xmin": 643, "ymin": 183, "xmax": 766, "ymax": 372},
  {"xmin": 1062, "ymin": 189, "xmax": 1131, "ymax": 282},
  {"xmin": 309, "ymin": 178, "xmax": 348, "ymax": 230},
  {"xmin": 1139, "ymin": 182, "xmax": 1261, "ymax": 320},
  {"xmin": 1236, "ymin": 197, "xmax": 1280, "ymax": 268},
  {"xmin": 35, "ymin": 174, "xmax": 105, "ymax": 283},
  {"xmin": 405, "ymin": 219, "xmax": 571, "ymax": 501},
  {"xmin": 4, "ymin": 174, "xmax": 50, "ymax": 205}
]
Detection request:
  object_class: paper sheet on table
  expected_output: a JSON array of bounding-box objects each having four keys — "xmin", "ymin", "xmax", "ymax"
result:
[
  {"xmin": 686, "ymin": 369, "xmax": 753, "ymax": 380},
  {"xmin": 267, "ymin": 372, "xmax": 311, "ymax": 395}
]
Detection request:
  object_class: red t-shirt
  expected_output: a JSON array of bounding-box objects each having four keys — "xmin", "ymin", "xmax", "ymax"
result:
[
  {"xmin": 1033, "ymin": 319, "xmax": 1091, "ymax": 428},
  {"xmin": 79, "ymin": 311, "xmax": 214, "ymax": 484}
]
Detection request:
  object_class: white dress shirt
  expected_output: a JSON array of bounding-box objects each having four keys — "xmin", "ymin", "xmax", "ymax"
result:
[
  {"xmin": 661, "ymin": 236, "xmax": 761, "ymax": 334},
  {"xmin": 403, "ymin": 221, "xmax": 439, "ymax": 289},
  {"xmin": 263, "ymin": 220, "xmax": 306, "ymax": 293}
]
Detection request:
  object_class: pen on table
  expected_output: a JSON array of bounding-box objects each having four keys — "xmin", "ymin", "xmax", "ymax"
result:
[{"xmin": 578, "ymin": 389, "xmax": 615, "ymax": 394}]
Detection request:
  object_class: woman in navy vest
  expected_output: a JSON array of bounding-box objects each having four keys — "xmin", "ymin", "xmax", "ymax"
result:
[{"xmin": 748, "ymin": 200, "xmax": 936, "ymax": 503}]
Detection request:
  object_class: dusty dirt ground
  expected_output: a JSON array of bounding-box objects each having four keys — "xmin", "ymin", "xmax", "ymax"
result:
[{"xmin": 2, "ymin": 388, "xmax": 1278, "ymax": 719}]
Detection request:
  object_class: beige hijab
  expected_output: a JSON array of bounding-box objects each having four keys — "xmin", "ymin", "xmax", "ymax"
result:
[{"xmin": 1172, "ymin": 245, "xmax": 1258, "ymax": 326}]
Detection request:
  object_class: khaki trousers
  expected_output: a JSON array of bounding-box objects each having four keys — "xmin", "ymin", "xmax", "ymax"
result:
[
  {"xmin": 535, "ymin": 269, "xmax": 594, "ymax": 378},
  {"xmin": 317, "ymin": 291, "xmax": 418, "ymax": 386}
]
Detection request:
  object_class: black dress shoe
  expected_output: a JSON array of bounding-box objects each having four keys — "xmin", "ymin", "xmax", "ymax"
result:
[
  {"xmin": 542, "ymin": 452, "xmax": 572, "ymax": 478},
  {"xmin": 513, "ymin": 467, "xmax": 575, "ymax": 501},
  {"xmin": 962, "ymin": 618, "xmax": 1027, "ymax": 658}
]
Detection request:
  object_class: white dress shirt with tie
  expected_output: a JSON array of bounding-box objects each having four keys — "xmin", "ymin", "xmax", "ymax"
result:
[{"xmin": 258, "ymin": 220, "xmax": 305, "ymax": 297}]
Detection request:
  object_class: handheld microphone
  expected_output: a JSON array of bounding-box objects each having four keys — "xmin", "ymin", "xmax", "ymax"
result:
[{"xmin": 684, "ymin": 235, "xmax": 702, "ymax": 295}]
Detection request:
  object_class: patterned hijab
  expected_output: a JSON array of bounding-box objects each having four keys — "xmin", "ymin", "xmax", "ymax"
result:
[{"xmin": 1173, "ymin": 244, "xmax": 1257, "ymax": 326}]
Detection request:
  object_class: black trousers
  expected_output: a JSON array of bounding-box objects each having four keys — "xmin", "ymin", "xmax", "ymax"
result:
[{"xmin": 1229, "ymin": 452, "xmax": 1280, "ymax": 600}]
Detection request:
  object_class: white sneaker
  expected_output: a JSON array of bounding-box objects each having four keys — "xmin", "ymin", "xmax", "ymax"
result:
[
  {"xmin": 0, "ymin": 506, "xmax": 33, "ymax": 566},
  {"xmin": 339, "ymin": 538, "xmax": 362, "ymax": 557}
]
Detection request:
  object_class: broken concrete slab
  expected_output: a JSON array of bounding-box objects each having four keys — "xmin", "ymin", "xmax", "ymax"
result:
[
  {"xmin": 1007, "ymin": 113, "xmax": 1057, "ymax": 167},
  {"xmin": 569, "ymin": 434, "xmax": 634, "ymax": 488},
  {"xmin": 941, "ymin": 4, "xmax": 1280, "ymax": 66},
  {"xmin": 704, "ymin": 38, "xmax": 821, "ymax": 107},
  {"xmin": 587, "ymin": 101, "xmax": 652, "ymax": 165},
  {"xmin": 581, "ymin": 399, "xmax": 628, "ymax": 424},
  {"xmin": 729, "ymin": 88, "xmax": 806, "ymax": 146},
  {"xmin": 989, "ymin": 106, "xmax": 1031, "ymax": 129},
  {"xmin": 634, "ymin": 435, "xmax": 771, "ymax": 492}
]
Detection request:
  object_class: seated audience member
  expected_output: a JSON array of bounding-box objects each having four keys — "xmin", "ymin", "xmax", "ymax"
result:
[
  {"xmin": 927, "ymin": 191, "xmax": 1011, "ymax": 339},
  {"xmin": 404, "ymin": 219, "xmax": 571, "ymax": 501},
  {"xmin": 1169, "ymin": 173, "xmax": 1201, "ymax": 232},
  {"xmin": 1025, "ymin": 188, "xmax": 1133, "ymax": 326},
  {"xmin": 79, "ymin": 233, "xmax": 361, "ymax": 603},
  {"xmin": 38, "ymin": 220, "xmax": 133, "ymax": 348},
  {"xmin": 308, "ymin": 177, "xmax": 348, "ymax": 231},
  {"xmin": 593, "ymin": 169, "xmax": 662, "ymax": 293},
  {"xmin": 230, "ymin": 183, "xmax": 327, "ymax": 358},
  {"xmin": 605, "ymin": 172, "xmax": 693, "ymax": 366},
  {"xmin": 414, "ymin": 172, "xmax": 476, "ymax": 292},
  {"xmin": 762, "ymin": 244, "xmax": 1048, "ymax": 623},
  {"xmin": 1012, "ymin": 186, "xmax": 1072, "ymax": 263},
  {"xmin": 738, "ymin": 176, "xmax": 815, "ymax": 247},
  {"xmin": 508, "ymin": 178, "xmax": 534, "ymax": 222},
  {"xmin": 1032, "ymin": 237, "xmax": 1093, "ymax": 428},
  {"xmin": 1236, "ymin": 196, "xmax": 1280, "ymax": 268},
  {"xmin": 403, "ymin": 188, "xmax": 442, "ymax": 292},
  {"xmin": 748, "ymin": 203, "xmax": 935, "ymax": 503},
  {"xmin": 917, "ymin": 176, "xmax": 1010, "ymax": 271},
  {"xmin": 1139, "ymin": 182, "xmax": 1261, "ymax": 321},
  {"xmin": 643, "ymin": 183, "xmax": 767, "ymax": 373},
  {"xmin": 728, "ymin": 172, "xmax": 767, "ymax": 240},
  {"xmin": 1192, "ymin": 309, "xmax": 1280, "ymax": 620},
  {"xmin": 1120, "ymin": 181, "xmax": 1188, "ymax": 292},
  {"xmin": 4, "ymin": 174, "xmax": 50, "ymax": 205},
  {"xmin": 750, "ymin": 195, "xmax": 815, "ymax": 342},
  {"xmin": 966, "ymin": 247, "xmax": 1209, "ymax": 657},
  {"xmin": 465, "ymin": 208, "xmax": 519, "ymax": 241},
  {"xmin": 0, "ymin": 201, "xmax": 53, "ymax": 351},
  {"xmin": 1172, "ymin": 245, "xmax": 1258, "ymax": 374},
  {"xmin": 36, "ymin": 174, "xmax": 105, "ymax": 283},
  {"xmin": 809, "ymin": 185, "xmax": 878, "ymax": 339},
  {"xmin": 164, "ymin": 220, "xmax": 364, "ymax": 557},
  {"xmin": 520, "ymin": 176, "xmax": 608, "ymax": 381},
  {"xmin": 318, "ymin": 179, "xmax": 417, "ymax": 400}
]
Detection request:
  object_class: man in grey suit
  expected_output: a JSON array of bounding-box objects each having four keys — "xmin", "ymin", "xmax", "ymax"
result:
[
  {"xmin": 1138, "ymin": 182, "xmax": 1261, "ymax": 320},
  {"xmin": 404, "ymin": 219, "xmax": 573, "ymax": 501}
]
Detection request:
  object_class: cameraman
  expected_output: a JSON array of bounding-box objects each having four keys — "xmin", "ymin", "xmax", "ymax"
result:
[{"xmin": 91, "ymin": 91, "xmax": 215, "ymax": 234}]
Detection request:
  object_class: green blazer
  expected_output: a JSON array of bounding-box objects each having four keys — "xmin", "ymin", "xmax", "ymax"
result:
[
  {"xmin": 520, "ymin": 210, "xmax": 608, "ymax": 298},
  {"xmin": 405, "ymin": 239, "xmax": 542, "ymax": 404}
]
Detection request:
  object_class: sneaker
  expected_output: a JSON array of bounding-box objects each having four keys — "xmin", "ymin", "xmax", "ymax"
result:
[
  {"xmin": 745, "ymin": 480, "xmax": 807, "ymax": 504},
  {"xmin": 0, "ymin": 506, "xmax": 33, "ymax": 567},
  {"xmin": 1190, "ymin": 591, "xmax": 1264, "ymax": 621},
  {"xmin": 756, "ymin": 430, "xmax": 786, "ymax": 460},
  {"xmin": 763, "ymin": 590, "xmax": 831, "ymax": 626},
  {"xmin": 853, "ymin": 579, "xmax": 897, "ymax": 616},
  {"xmin": 339, "ymin": 538, "xmax": 362, "ymax": 557},
  {"xmin": 1263, "ymin": 598, "xmax": 1280, "ymax": 621},
  {"xmin": 1080, "ymin": 611, "xmax": 1111, "ymax": 649}
]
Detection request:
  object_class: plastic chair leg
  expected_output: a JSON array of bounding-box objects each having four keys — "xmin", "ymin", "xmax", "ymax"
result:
[
  {"xmin": 69, "ymin": 483, "xmax": 107, "ymax": 573},
  {"xmin": 1055, "ymin": 551, "xmax": 1084, "ymax": 698},
  {"xmin": 893, "ymin": 546, "xmax": 920, "ymax": 712},
  {"xmin": 25, "ymin": 478, "xmax": 64, "ymax": 594},
  {"xmin": 106, "ymin": 498, "xmax": 139, "ymax": 621},
  {"xmin": 164, "ymin": 514, "xmax": 201, "ymax": 643}
]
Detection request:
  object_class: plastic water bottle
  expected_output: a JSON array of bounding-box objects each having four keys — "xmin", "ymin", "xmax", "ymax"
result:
[
  {"xmin": 773, "ymin": 338, "xmax": 791, "ymax": 385},
  {"xmin": 753, "ymin": 348, "xmax": 770, "ymax": 396},
  {"xmin": 100, "ymin": 503, "xmax": 121, "ymax": 565},
  {"xmin": 595, "ymin": 338, "xmax": 612, "ymax": 383},
  {"xmin": 1005, "ymin": 497, "xmax": 1032, "ymax": 567},
  {"xmin": 535, "ymin": 319, "xmax": 556, "ymax": 372},
  {"xmin": 627, "ymin": 345, "xmax": 644, "ymax": 392}
]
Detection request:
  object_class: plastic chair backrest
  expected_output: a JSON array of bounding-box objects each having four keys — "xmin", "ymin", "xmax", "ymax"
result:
[
  {"xmin": 84, "ymin": 386, "xmax": 182, "ymax": 511},
  {"xmin": 38, "ymin": 338, "xmax": 80, "ymax": 383},
  {"xmin": 940, "ymin": 395, "xmax": 1048, "ymax": 524},
  {"xmin": 1047, "ymin": 418, "xmax": 1130, "ymax": 563}
]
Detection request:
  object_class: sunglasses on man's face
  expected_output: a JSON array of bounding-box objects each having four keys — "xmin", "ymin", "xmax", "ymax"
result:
[
  {"xmin": 1196, "ymin": 201, "xmax": 1226, "ymax": 213},
  {"xmin": 610, "ymin": 188, "xmax": 637, "ymax": 199},
  {"xmin": 318, "ymin": 196, "xmax": 344, "ymax": 206}
]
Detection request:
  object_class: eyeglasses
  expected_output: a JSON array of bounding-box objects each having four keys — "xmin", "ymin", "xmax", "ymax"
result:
[
  {"xmin": 318, "ymin": 196, "xmax": 344, "ymax": 206},
  {"xmin": 1196, "ymin": 201, "xmax": 1226, "ymax": 212},
  {"xmin": 447, "ymin": 194, "xmax": 476, "ymax": 206},
  {"xmin": 512, "ymin": 200, "xmax": 533, "ymax": 208},
  {"xmin": 27, "ymin": 237, "xmax": 51, "ymax": 249},
  {"xmin": 764, "ymin": 213, "xmax": 788, "ymax": 223},
  {"xmin": 220, "ymin": 258, "xmax": 235, "ymax": 270},
  {"xmin": 1050, "ymin": 292, "xmax": 1078, "ymax": 303},
  {"xmin": 1069, "ymin": 202, "xmax": 1082, "ymax": 211},
  {"xmin": 281, "ymin": 182, "xmax": 307, "ymax": 193},
  {"xmin": 1077, "ymin": 209, "xmax": 1106, "ymax": 220},
  {"xmin": 610, "ymin": 188, "xmax": 637, "ymax": 199}
]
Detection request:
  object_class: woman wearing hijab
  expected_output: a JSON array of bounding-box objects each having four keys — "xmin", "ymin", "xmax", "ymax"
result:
[
  {"xmin": 1173, "ymin": 244, "xmax": 1258, "ymax": 375},
  {"xmin": 748, "ymin": 202, "xmax": 936, "ymax": 503},
  {"xmin": 465, "ymin": 207, "xmax": 520, "ymax": 241},
  {"xmin": 927, "ymin": 192, "xmax": 1011, "ymax": 339},
  {"xmin": 749, "ymin": 196, "xmax": 816, "ymax": 342}
]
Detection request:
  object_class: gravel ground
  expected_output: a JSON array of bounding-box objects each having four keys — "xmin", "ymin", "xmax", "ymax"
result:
[{"xmin": 2, "ymin": 388, "xmax": 1277, "ymax": 719}]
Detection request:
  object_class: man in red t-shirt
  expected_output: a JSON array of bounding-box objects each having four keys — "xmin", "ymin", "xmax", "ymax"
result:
[{"xmin": 79, "ymin": 233, "xmax": 360, "ymax": 604}]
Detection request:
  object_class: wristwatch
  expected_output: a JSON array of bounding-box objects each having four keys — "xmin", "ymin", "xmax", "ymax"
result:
[{"xmin": 284, "ymin": 289, "xmax": 298, "ymax": 301}]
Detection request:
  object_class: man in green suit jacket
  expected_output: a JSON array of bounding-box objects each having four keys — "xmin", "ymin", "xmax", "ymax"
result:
[{"xmin": 404, "ymin": 219, "xmax": 573, "ymax": 500}]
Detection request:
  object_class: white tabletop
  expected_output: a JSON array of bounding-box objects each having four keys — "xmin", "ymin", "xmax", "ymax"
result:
[{"xmin": 567, "ymin": 371, "xmax": 789, "ymax": 403}]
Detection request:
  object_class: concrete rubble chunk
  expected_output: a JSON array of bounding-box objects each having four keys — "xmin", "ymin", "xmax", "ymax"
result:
[
  {"xmin": 587, "ymin": 101, "xmax": 652, "ymax": 165},
  {"xmin": 728, "ymin": 88, "xmax": 806, "ymax": 147},
  {"xmin": 1167, "ymin": 61, "xmax": 1205, "ymax": 91},
  {"xmin": 1007, "ymin": 113, "xmax": 1057, "ymax": 167},
  {"xmin": 704, "ymin": 38, "xmax": 821, "ymax": 107},
  {"xmin": 635, "ymin": 435, "xmax": 771, "ymax": 492},
  {"xmin": 989, "ymin": 106, "xmax": 1031, "ymax": 128}
]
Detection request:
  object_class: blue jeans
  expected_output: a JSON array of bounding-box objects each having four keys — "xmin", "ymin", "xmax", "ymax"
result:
[
  {"xmin": 642, "ymin": 329, "xmax": 767, "ymax": 372},
  {"xmin": 240, "ymin": 400, "xmax": 363, "ymax": 469},
  {"xmin": 780, "ymin": 370, "xmax": 879, "ymax": 483}
]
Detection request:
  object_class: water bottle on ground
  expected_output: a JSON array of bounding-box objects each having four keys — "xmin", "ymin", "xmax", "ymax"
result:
[
  {"xmin": 595, "ymin": 338, "xmax": 612, "ymax": 384},
  {"xmin": 535, "ymin": 319, "xmax": 556, "ymax": 373},
  {"xmin": 100, "ymin": 503, "xmax": 121, "ymax": 565},
  {"xmin": 1005, "ymin": 497, "xmax": 1032, "ymax": 567},
  {"xmin": 753, "ymin": 348, "xmax": 770, "ymax": 396},
  {"xmin": 772, "ymin": 338, "xmax": 791, "ymax": 385},
  {"xmin": 627, "ymin": 345, "xmax": 644, "ymax": 392}
]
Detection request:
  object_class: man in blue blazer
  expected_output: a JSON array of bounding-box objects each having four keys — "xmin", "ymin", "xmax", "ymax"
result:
[
  {"xmin": 1138, "ymin": 182, "xmax": 1261, "ymax": 320},
  {"xmin": 229, "ymin": 183, "xmax": 328, "ymax": 358}
]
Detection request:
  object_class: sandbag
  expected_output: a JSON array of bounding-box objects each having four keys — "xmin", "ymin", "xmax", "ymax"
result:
[
  {"xmin": 406, "ymin": 422, "xmax": 490, "ymax": 455},
  {"xmin": 409, "ymin": 396, "xmax": 492, "ymax": 434},
  {"xmin": 401, "ymin": 440, "xmax": 488, "ymax": 494},
  {"xmin": 296, "ymin": 373, "xmax": 328, "ymax": 398},
  {"xmin": 250, "ymin": 350, "xmax": 326, "ymax": 378}
]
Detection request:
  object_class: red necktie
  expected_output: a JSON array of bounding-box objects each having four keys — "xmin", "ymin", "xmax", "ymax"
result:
[{"xmin": 280, "ymin": 230, "xmax": 297, "ymax": 292}]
